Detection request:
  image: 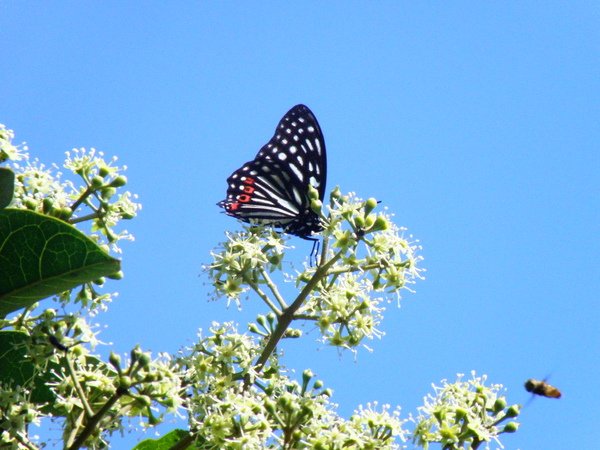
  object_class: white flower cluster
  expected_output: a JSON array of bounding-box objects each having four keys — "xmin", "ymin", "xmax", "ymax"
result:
[
  {"xmin": 412, "ymin": 372, "xmax": 520, "ymax": 450},
  {"xmin": 178, "ymin": 322, "xmax": 409, "ymax": 449}
]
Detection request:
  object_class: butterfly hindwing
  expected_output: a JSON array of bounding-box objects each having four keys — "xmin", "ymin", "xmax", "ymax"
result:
[{"xmin": 218, "ymin": 104, "xmax": 327, "ymax": 239}]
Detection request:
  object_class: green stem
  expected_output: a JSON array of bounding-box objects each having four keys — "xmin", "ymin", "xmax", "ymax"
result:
[
  {"xmin": 69, "ymin": 185, "xmax": 95, "ymax": 212},
  {"xmin": 13, "ymin": 431, "xmax": 39, "ymax": 450},
  {"xmin": 67, "ymin": 389, "xmax": 126, "ymax": 450},
  {"xmin": 65, "ymin": 353, "xmax": 94, "ymax": 417},
  {"xmin": 253, "ymin": 249, "xmax": 345, "ymax": 372},
  {"xmin": 249, "ymin": 282, "xmax": 281, "ymax": 315},
  {"xmin": 69, "ymin": 211, "xmax": 101, "ymax": 224},
  {"xmin": 292, "ymin": 313, "xmax": 319, "ymax": 321},
  {"xmin": 260, "ymin": 268, "xmax": 288, "ymax": 310}
]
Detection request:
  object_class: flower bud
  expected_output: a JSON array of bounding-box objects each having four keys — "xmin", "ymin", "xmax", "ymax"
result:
[
  {"xmin": 137, "ymin": 395, "xmax": 152, "ymax": 407},
  {"xmin": 302, "ymin": 369, "xmax": 314, "ymax": 385},
  {"xmin": 364, "ymin": 197, "xmax": 378, "ymax": 216},
  {"xmin": 109, "ymin": 352, "xmax": 122, "ymax": 370},
  {"xmin": 264, "ymin": 399, "xmax": 276, "ymax": 415},
  {"xmin": 110, "ymin": 175, "xmax": 127, "ymax": 187},
  {"xmin": 503, "ymin": 422, "xmax": 519, "ymax": 433},
  {"xmin": 91, "ymin": 176, "xmax": 104, "ymax": 188},
  {"xmin": 455, "ymin": 407, "xmax": 468, "ymax": 421},
  {"xmin": 42, "ymin": 198, "xmax": 54, "ymax": 213},
  {"xmin": 130, "ymin": 346, "xmax": 142, "ymax": 363},
  {"xmin": 371, "ymin": 215, "xmax": 389, "ymax": 232},
  {"xmin": 42, "ymin": 309, "xmax": 57, "ymax": 320},
  {"xmin": 364, "ymin": 214, "xmax": 376, "ymax": 229},
  {"xmin": 56, "ymin": 207, "xmax": 72, "ymax": 221},
  {"xmin": 138, "ymin": 353, "xmax": 151, "ymax": 368},
  {"xmin": 433, "ymin": 408, "xmax": 446, "ymax": 422},
  {"xmin": 284, "ymin": 328, "xmax": 302, "ymax": 338},
  {"xmin": 118, "ymin": 375, "xmax": 132, "ymax": 389},
  {"xmin": 107, "ymin": 271, "xmax": 124, "ymax": 280},
  {"xmin": 144, "ymin": 373, "xmax": 160, "ymax": 382},
  {"xmin": 99, "ymin": 166, "xmax": 111, "ymax": 177},
  {"xmin": 493, "ymin": 397, "xmax": 507, "ymax": 413},
  {"xmin": 329, "ymin": 186, "xmax": 341, "ymax": 200},
  {"xmin": 310, "ymin": 199, "xmax": 322, "ymax": 214},
  {"xmin": 505, "ymin": 404, "xmax": 520, "ymax": 418},
  {"xmin": 101, "ymin": 187, "xmax": 116, "ymax": 200}
]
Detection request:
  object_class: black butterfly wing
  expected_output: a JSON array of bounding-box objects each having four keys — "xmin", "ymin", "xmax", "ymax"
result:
[{"xmin": 218, "ymin": 104, "xmax": 327, "ymax": 238}]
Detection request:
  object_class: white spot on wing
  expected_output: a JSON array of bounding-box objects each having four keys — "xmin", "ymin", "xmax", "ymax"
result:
[{"xmin": 288, "ymin": 163, "xmax": 304, "ymax": 182}]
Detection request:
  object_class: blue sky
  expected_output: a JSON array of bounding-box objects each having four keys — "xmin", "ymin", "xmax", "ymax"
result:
[{"xmin": 1, "ymin": 2, "xmax": 598, "ymax": 448}]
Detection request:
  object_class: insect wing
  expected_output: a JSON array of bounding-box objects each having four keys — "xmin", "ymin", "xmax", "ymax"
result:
[
  {"xmin": 218, "ymin": 104, "xmax": 327, "ymax": 238},
  {"xmin": 524, "ymin": 378, "xmax": 562, "ymax": 399}
]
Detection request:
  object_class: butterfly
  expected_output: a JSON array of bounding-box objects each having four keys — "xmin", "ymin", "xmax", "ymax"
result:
[{"xmin": 218, "ymin": 104, "xmax": 327, "ymax": 241}]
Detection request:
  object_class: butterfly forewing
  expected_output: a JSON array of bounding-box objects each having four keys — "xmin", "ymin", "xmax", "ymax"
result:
[{"xmin": 218, "ymin": 104, "xmax": 327, "ymax": 239}]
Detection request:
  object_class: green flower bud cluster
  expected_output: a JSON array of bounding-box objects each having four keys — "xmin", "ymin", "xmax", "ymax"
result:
[
  {"xmin": 300, "ymin": 191, "xmax": 423, "ymax": 349},
  {"xmin": 2, "ymin": 305, "xmax": 181, "ymax": 449},
  {"xmin": 0, "ymin": 384, "xmax": 40, "ymax": 448},
  {"xmin": 178, "ymin": 322, "xmax": 407, "ymax": 449},
  {"xmin": 208, "ymin": 228, "xmax": 289, "ymax": 302},
  {"xmin": 412, "ymin": 372, "xmax": 520, "ymax": 450},
  {"xmin": 9, "ymin": 146, "xmax": 140, "ymax": 253},
  {"xmin": 208, "ymin": 188, "xmax": 424, "ymax": 352}
]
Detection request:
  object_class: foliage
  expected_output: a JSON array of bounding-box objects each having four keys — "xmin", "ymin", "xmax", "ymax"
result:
[{"xmin": 0, "ymin": 124, "xmax": 520, "ymax": 449}]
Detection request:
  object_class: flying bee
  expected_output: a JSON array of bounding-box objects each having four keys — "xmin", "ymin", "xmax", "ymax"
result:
[{"xmin": 524, "ymin": 378, "xmax": 562, "ymax": 399}]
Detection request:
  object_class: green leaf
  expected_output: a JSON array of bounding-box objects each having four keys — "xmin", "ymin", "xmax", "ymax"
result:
[
  {"xmin": 133, "ymin": 429, "xmax": 192, "ymax": 450},
  {"xmin": 0, "ymin": 167, "xmax": 15, "ymax": 209},
  {"xmin": 0, "ymin": 209, "xmax": 120, "ymax": 318},
  {"xmin": 0, "ymin": 330, "xmax": 114, "ymax": 416},
  {"xmin": 0, "ymin": 330, "xmax": 55, "ymax": 404}
]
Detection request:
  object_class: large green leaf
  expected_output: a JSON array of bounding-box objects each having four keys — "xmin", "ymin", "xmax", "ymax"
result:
[
  {"xmin": 0, "ymin": 167, "xmax": 15, "ymax": 209},
  {"xmin": 0, "ymin": 209, "xmax": 120, "ymax": 317},
  {"xmin": 133, "ymin": 430, "xmax": 192, "ymax": 450}
]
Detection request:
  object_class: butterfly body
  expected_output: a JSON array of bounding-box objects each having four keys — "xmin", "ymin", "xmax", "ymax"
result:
[{"xmin": 218, "ymin": 104, "xmax": 327, "ymax": 239}]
